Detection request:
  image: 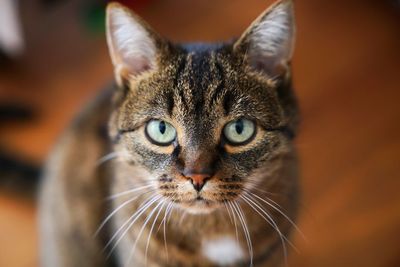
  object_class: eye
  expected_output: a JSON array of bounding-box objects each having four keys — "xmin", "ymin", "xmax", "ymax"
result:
[
  {"xmin": 145, "ymin": 120, "xmax": 177, "ymax": 146},
  {"xmin": 223, "ymin": 118, "xmax": 256, "ymax": 145}
]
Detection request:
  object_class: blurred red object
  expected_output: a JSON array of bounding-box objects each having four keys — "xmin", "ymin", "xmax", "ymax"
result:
[{"xmin": 107, "ymin": 0, "xmax": 153, "ymax": 10}]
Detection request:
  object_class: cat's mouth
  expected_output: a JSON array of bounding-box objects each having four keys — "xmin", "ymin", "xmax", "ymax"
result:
[
  {"xmin": 187, "ymin": 200, "xmax": 215, "ymax": 213},
  {"xmin": 196, "ymin": 195, "xmax": 205, "ymax": 201},
  {"xmin": 169, "ymin": 192, "xmax": 239, "ymax": 214},
  {"xmin": 194, "ymin": 196, "xmax": 214, "ymax": 206},
  {"xmin": 175, "ymin": 195, "xmax": 218, "ymax": 213},
  {"xmin": 190, "ymin": 195, "xmax": 212, "ymax": 205}
]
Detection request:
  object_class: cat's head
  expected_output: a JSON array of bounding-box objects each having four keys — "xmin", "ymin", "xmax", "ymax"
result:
[{"xmin": 106, "ymin": 0, "xmax": 298, "ymax": 213}]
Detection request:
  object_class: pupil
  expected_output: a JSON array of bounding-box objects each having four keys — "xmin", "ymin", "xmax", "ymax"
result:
[
  {"xmin": 235, "ymin": 120, "xmax": 244, "ymax": 134},
  {"xmin": 159, "ymin": 121, "xmax": 166, "ymax": 134}
]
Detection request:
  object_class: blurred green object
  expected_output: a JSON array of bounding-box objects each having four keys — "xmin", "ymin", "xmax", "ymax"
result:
[
  {"xmin": 82, "ymin": 0, "xmax": 154, "ymax": 35},
  {"xmin": 83, "ymin": 2, "xmax": 106, "ymax": 35}
]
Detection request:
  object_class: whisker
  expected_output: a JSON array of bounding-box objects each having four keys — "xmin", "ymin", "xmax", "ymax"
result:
[
  {"xmin": 250, "ymin": 189, "xmax": 284, "ymax": 208},
  {"xmin": 246, "ymin": 184, "xmax": 285, "ymax": 198},
  {"xmin": 245, "ymin": 191, "xmax": 306, "ymax": 241},
  {"xmin": 105, "ymin": 194, "xmax": 161, "ymax": 257},
  {"xmin": 227, "ymin": 201, "xmax": 239, "ymax": 244},
  {"xmin": 223, "ymin": 201, "xmax": 234, "ymax": 225},
  {"xmin": 106, "ymin": 184, "xmax": 154, "ymax": 200},
  {"xmin": 178, "ymin": 210, "xmax": 188, "ymax": 226},
  {"xmin": 145, "ymin": 201, "xmax": 166, "ymax": 266},
  {"xmin": 96, "ymin": 151, "xmax": 129, "ymax": 166},
  {"xmin": 167, "ymin": 202, "xmax": 174, "ymax": 224},
  {"xmin": 240, "ymin": 195, "xmax": 289, "ymax": 266},
  {"xmin": 126, "ymin": 199, "xmax": 164, "ymax": 266},
  {"xmin": 242, "ymin": 194, "xmax": 300, "ymax": 252},
  {"xmin": 155, "ymin": 202, "xmax": 173, "ymax": 262},
  {"xmin": 232, "ymin": 201, "xmax": 253, "ymax": 267},
  {"xmin": 162, "ymin": 202, "xmax": 174, "ymax": 261},
  {"xmin": 95, "ymin": 189, "xmax": 155, "ymax": 237},
  {"xmin": 241, "ymin": 194, "xmax": 288, "ymax": 244}
]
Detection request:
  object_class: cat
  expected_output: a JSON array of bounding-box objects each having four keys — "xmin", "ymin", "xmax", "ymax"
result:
[{"xmin": 39, "ymin": 0, "xmax": 300, "ymax": 266}]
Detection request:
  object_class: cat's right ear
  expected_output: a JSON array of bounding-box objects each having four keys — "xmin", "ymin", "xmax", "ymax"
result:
[{"xmin": 106, "ymin": 3, "xmax": 163, "ymax": 86}]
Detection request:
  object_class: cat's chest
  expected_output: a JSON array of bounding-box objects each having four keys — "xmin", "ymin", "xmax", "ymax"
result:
[{"xmin": 201, "ymin": 236, "xmax": 245, "ymax": 265}]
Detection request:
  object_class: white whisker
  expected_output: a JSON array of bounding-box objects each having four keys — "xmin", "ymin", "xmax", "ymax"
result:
[
  {"xmin": 240, "ymin": 194, "xmax": 290, "ymax": 266},
  {"xmin": 178, "ymin": 209, "xmax": 188, "ymax": 226},
  {"xmin": 242, "ymin": 193, "xmax": 299, "ymax": 252},
  {"xmin": 223, "ymin": 201, "xmax": 234, "ymax": 225},
  {"xmin": 167, "ymin": 202, "xmax": 174, "ymax": 223},
  {"xmin": 105, "ymin": 194, "xmax": 161, "ymax": 257},
  {"xmin": 245, "ymin": 191, "xmax": 306, "ymax": 241},
  {"xmin": 232, "ymin": 201, "xmax": 253, "ymax": 267},
  {"xmin": 95, "ymin": 189, "xmax": 154, "ymax": 237},
  {"xmin": 227, "ymin": 201, "xmax": 239, "ymax": 244},
  {"xmin": 246, "ymin": 184, "xmax": 284, "ymax": 198},
  {"xmin": 126, "ymin": 199, "xmax": 164, "ymax": 266},
  {"xmin": 162, "ymin": 202, "xmax": 174, "ymax": 261},
  {"xmin": 144, "ymin": 201, "xmax": 166, "ymax": 266},
  {"xmin": 106, "ymin": 184, "xmax": 154, "ymax": 200},
  {"xmin": 96, "ymin": 151, "xmax": 128, "ymax": 166}
]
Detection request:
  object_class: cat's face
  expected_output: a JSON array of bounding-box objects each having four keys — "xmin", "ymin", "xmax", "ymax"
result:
[{"xmin": 106, "ymin": 0, "xmax": 298, "ymax": 213}]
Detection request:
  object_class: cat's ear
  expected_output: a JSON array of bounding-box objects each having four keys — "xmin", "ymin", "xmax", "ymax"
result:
[
  {"xmin": 234, "ymin": 0, "xmax": 295, "ymax": 77},
  {"xmin": 106, "ymin": 3, "xmax": 163, "ymax": 86}
]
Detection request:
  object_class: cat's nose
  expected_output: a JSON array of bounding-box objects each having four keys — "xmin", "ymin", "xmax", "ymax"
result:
[{"xmin": 184, "ymin": 173, "xmax": 210, "ymax": 192}]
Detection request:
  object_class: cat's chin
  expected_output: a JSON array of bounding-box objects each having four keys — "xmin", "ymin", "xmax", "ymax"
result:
[{"xmin": 178, "ymin": 199, "xmax": 220, "ymax": 215}]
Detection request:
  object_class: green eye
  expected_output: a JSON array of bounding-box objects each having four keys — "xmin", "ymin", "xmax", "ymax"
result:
[
  {"xmin": 145, "ymin": 120, "xmax": 177, "ymax": 146},
  {"xmin": 223, "ymin": 118, "xmax": 256, "ymax": 145}
]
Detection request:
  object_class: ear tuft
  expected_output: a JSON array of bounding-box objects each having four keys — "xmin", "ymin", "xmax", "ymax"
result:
[
  {"xmin": 234, "ymin": 0, "xmax": 295, "ymax": 77},
  {"xmin": 106, "ymin": 3, "xmax": 159, "ymax": 85}
]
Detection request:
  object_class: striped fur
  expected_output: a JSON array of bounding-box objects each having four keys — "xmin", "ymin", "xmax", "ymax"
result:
[{"xmin": 39, "ymin": 1, "xmax": 300, "ymax": 266}]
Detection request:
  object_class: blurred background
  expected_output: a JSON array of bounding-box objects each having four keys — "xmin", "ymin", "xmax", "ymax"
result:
[{"xmin": 0, "ymin": 0, "xmax": 399, "ymax": 266}]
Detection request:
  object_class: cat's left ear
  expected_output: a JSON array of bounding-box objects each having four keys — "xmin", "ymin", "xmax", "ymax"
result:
[
  {"xmin": 106, "ymin": 2, "xmax": 164, "ymax": 86},
  {"xmin": 234, "ymin": 0, "xmax": 295, "ymax": 77}
]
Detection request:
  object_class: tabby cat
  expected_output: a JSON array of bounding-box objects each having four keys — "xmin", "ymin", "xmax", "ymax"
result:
[{"xmin": 39, "ymin": 0, "xmax": 300, "ymax": 266}]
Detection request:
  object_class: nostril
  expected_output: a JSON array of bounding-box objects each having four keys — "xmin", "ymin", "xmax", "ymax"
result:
[
  {"xmin": 181, "ymin": 171, "xmax": 213, "ymax": 192},
  {"xmin": 189, "ymin": 176, "xmax": 210, "ymax": 192}
]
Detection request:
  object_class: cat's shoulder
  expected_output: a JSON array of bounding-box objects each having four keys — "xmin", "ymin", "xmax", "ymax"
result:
[
  {"xmin": 69, "ymin": 83, "xmax": 114, "ymax": 136},
  {"xmin": 43, "ymin": 83, "xmax": 114, "ymax": 180}
]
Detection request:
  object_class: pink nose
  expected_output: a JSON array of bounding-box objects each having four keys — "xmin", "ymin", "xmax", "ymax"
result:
[{"xmin": 185, "ymin": 173, "xmax": 210, "ymax": 192}]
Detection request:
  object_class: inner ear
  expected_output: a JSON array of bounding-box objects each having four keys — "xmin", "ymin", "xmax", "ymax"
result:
[
  {"xmin": 106, "ymin": 3, "xmax": 165, "ymax": 86},
  {"xmin": 234, "ymin": 0, "xmax": 295, "ymax": 77}
]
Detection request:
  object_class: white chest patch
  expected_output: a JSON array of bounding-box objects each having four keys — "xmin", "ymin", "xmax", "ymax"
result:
[{"xmin": 201, "ymin": 236, "xmax": 245, "ymax": 266}]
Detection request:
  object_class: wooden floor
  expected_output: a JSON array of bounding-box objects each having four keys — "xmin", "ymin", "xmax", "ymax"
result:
[{"xmin": 0, "ymin": 0, "xmax": 399, "ymax": 266}]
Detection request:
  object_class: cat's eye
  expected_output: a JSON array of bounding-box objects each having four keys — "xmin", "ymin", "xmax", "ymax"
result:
[
  {"xmin": 223, "ymin": 118, "xmax": 256, "ymax": 145},
  {"xmin": 145, "ymin": 120, "xmax": 177, "ymax": 146}
]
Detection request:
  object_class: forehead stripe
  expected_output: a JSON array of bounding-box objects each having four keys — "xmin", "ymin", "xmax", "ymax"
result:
[{"xmin": 208, "ymin": 58, "xmax": 226, "ymax": 109}]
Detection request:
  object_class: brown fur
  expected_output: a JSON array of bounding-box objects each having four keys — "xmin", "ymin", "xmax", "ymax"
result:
[{"xmin": 39, "ymin": 1, "xmax": 300, "ymax": 266}]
